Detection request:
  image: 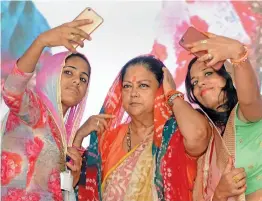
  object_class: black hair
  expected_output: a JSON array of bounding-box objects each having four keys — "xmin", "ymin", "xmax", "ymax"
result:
[
  {"xmin": 65, "ymin": 53, "xmax": 91, "ymax": 75},
  {"xmin": 120, "ymin": 55, "xmax": 164, "ymax": 86},
  {"xmin": 185, "ymin": 57, "xmax": 238, "ymax": 128}
]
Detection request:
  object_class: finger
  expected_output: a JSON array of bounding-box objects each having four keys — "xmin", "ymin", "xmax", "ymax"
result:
[
  {"xmin": 163, "ymin": 67, "xmax": 171, "ymax": 81},
  {"xmin": 166, "ymin": 68, "xmax": 174, "ymax": 80},
  {"xmin": 69, "ymin": 147, "xmax": 82, "ymax": 159},
  {"xmin": 70, "ymin": 27, "xmax": 91, "ymax": 40},
  {"xmin": 92, "ymin": 118, "xmax": 102, "ymax": 133},
  {"xmin": 184, "ymin": 38, "xmax": 210, "ymax": 49},
  {"xmin": 206, "ymin": 57, "xmax": 220, "ymax": 68},
  {"xmin": 98, "ymin": 123, "xmax": 105, "ymax": 134},
  {"xmin": 63, "ymin": 40, "xmax": 77, "ymax": 53},
  {"xmin": 69, "ymin": 35, "xmax": 84, "ymax": 48},
  {"xmin": 66, "ymin": 162, "xmax": 76, "ymax": 171},
  {"xmin": 96, "ymin": 117, "xmax": 108, "ymax": 129},
  {"xmin": 162, "ymin": 67, "xmax": 169, "ymax": 78},
  {"xmin": 67, "ymin": 150, "xmax": 82, "ymax": 171},
  {"xmin": 190, "ymin": 45, "xmax": 209, "ymax": 54},
  {"xmin": 235, "ymin": 178, "xmax": 246, "ymax": 189},
  {"xmin": 66, "ymin": 19, "xmax": 93, "ymax": 28},
  {"xmin": 224, "ymin": 157, "xmax": 233, "ymax": 174},
  {"xmin": 233, "ymin": 170, "xmax": 246, "ymax": 181},
  {"xmin": 202, "ymin": 32, "xmax": 216, "ymax": 38},
  {"xmin": 96, "ymin": 124, "xmax": 102, "ymax": 134},
  {"xmin": 197, "ymin": 54, "xmax": 211, "ymax": 62},
  {"xmin": 232, "ymin": 184, "xmax": 247, "ymax": 196},
  {"xmin": 97, "ymin": 114, "xmax": 116, "ymax": 119},
  {"xmin": 231, "ymin": 167, "xmax": 245, "ymax": 176},
  {"xmin": 162, "ymin": 68, "xmax": 169, "ymax": 83},
  {"xmin": 67, "ymin": 151, "xmax": 78, "ymax": 162}
]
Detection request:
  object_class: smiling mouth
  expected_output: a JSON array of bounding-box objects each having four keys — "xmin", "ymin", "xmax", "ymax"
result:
[{"xmin": 201, "ymin": 88, "xmax": 212, "ymax": 96}]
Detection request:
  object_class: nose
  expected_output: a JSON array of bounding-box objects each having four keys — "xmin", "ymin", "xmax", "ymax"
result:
[
  {"xmin": 131, "ymin": 87, "xmax": 139, "ymax": 98},
  {"xmin": 197, "ymin": 77, "xmax": 206, "ymax": 88},
  {"xmin": 72, "ymin": 78, "xmax": 80, "ymax": 86}
]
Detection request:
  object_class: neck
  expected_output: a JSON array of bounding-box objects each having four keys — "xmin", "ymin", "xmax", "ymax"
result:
[
  {"xmin": 62, "ymin": 104, "xmax": 69, "ymax": 117},
  {"xmin": 129, "ymin": 112, "xmax": 154, "ymax": 135}
]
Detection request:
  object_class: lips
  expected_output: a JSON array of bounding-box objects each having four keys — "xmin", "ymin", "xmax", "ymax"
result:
[
  {"xmin": 67, "ymin": 87, "xmax": 79, "ymax": 95},
  {"xmin": 200, "ymin": 88, "xmax": 212, "ymax": 96},
  {"xmin": 129, "ymin": 102, "xmax": 141, "ymax": 106}
]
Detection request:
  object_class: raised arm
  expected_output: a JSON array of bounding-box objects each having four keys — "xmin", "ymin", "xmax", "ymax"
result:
[
  {"xmin": 162, "ymin": 67, "xmax": 211, "ymax": 157},
  {"xmin": 188, "ymin": 32, "xmax": 262, "ymax": 122},
  {"xmin": 3, "ymin": 19, "xmax": 92, "ymax": 126}
]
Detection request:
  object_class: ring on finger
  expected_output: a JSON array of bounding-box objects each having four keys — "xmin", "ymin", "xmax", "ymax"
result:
[
  {"xmin": 200, "ymin": 40, "xmax": 208, "ymax": 44},
  {"xmin": 96, "ymin": 120, "xmax": 100, "ymax": 127},
  {"xmin": 207, "ymin": 53, "xmax": 213, "ymax": 60},
  {"xmin": 233, "ymin": 175, "xmax": 240, "ymax": 183}
]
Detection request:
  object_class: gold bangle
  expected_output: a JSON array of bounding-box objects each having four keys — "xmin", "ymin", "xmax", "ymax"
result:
[{"xmin": 230, "ymin": 45, "xmax": 249, "ymax": 67}]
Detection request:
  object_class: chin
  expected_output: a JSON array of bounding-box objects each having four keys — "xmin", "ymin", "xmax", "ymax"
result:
[
  {"xmin": 127, "ymin": 109, "xmax": 144, "ymax": 117},
  {"xmin": 62, "ymin": 98, "xmax": 81, "ymax": 108}
]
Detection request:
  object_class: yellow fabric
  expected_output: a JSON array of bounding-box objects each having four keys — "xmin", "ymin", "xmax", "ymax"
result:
[{"xmin": 102, "ymin": 134, "xmax": 156, "ymax": 201}]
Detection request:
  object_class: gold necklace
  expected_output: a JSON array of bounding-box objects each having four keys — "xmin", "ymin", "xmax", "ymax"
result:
[
  {"xmin": 126, "ymin": 124, "xmax": 154, "ymax": 152},
  {"xmin": 127, "ymin": 125, "xmax": 132, "ymax": 152}
]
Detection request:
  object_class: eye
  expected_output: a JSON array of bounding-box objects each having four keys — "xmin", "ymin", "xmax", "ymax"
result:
[
  {"xmin": 139, "ymin": 83, "xmax": 149, "ymax": 88},
  {"xmin": 80, "ymin": 77, "xmax": 87, "ymax": 83},
  {"xmin": 192, "ymin": 80, "xmax": 198, "ymax": 87},
  {"xmin": 64, "ymin": 70, "xmax": 72, "ymax": 75},
  {"xmin": 205, "ymin": 72, "xmax": 213, "ymax": 76},
  {"xmin": 123, "ymin": 84, "xmax": 131, "ymax": 89}
]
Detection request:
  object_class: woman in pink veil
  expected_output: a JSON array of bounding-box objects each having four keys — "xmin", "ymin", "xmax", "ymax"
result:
[{"xmin": 1, "ymin": 19, "xmax": 92, "ymax": 201}]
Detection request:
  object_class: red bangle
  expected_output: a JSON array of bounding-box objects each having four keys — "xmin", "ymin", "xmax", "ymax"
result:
[{"xmin": 72, "ymin": 145, "xmax": 85, "ymax": 155}]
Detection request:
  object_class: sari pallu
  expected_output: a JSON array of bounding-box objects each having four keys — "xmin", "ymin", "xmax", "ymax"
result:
[
  {"xmin": 1, "ymin": 52, "xmax": 89, "ymax": 201},
  {"xmin": 193, "ymin": 107, "xmax": 245, "ymax": 201},
  {"xmin": 77, "ymin": 69, "xmax": 197, "ymax": 201}
]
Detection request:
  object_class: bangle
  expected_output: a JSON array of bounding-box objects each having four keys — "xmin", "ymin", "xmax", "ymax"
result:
[
  {"xmin": 72, "ymin": 145, "xmax": 85, "ymax": 155},
  {"xmin": 165, "ymin": 89, "xmax": 184, "ymax": 107},
  {"xmin": 230, "ymin": 45, "xmax": 249, "ymax": 67}
]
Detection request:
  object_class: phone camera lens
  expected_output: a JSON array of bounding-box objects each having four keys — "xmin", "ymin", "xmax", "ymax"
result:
[{"xmin": 88, "ymin": 8, "xmax": 91, "ymax": 11}]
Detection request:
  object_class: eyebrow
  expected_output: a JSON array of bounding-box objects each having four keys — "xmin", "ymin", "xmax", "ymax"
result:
[
  {"xmin": 123, "ymin": 79, "xmax": 152, "ymax": 83},
  {"xmin": 191, "ymin": 67, "xmax": 209, "ymax": 81},
  {"xmin": 63, "ymin": 66, "xmax": 89, "ymax": 77}
]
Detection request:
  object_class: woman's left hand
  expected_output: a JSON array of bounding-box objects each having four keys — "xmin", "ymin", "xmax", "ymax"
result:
[
  {"xmin": 66, "ymin": 147, "xmax": 83, "ymax": 187},
  {"xmin": 162, "ymin": 67, "xmax": 176, "ymax": 96},
  {"xmin": 185, "ymin": 32, "xmax": 246, "ymax": 68}
]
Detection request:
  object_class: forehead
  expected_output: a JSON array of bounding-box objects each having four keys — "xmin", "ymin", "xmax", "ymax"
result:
[
  {"xmin": 65, "ymin": 56, "xmax": 90, "ymax": 73},
  {"xmin": 190, "ymin": 61, "xmax": 209, "ymax": 76},
  {"xmin": 124, "ymin": 64, "xmax": 155, "ymax": 80}
]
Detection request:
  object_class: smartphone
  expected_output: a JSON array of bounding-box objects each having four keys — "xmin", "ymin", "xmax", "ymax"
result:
[
  {"xmin": 179, "ymin": 26, "xmax": 224, "ymax": 69},
  {"xmin": 72, "ymin": 7, "xmax": 104, "ymax": 48}
]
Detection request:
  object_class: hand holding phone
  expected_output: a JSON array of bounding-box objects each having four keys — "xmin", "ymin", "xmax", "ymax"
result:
[
  {"xmin": 179, "ymin": 27, "xmax": 224, "ymax": 69},
  {"xmin": 72, "ymin": 7, "xmax": 104, "ymax": 48}
]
